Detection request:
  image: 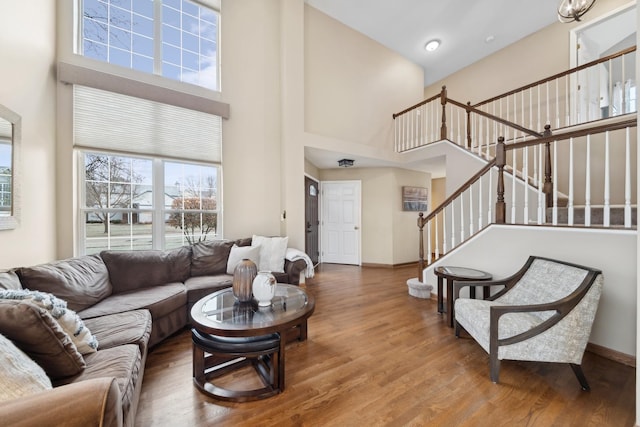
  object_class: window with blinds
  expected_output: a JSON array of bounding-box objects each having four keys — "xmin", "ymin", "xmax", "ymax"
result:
[{"xmin": 74, "ymin": 85, "xmax": 222, "ymax": 254}]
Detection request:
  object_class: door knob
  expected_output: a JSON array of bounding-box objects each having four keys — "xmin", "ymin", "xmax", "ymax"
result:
[{"xmin": 354, "ymin": 226, "xmax": 359, "ymax": 230}]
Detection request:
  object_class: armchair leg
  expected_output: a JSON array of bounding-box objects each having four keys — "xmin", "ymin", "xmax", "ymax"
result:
[
  {"xmin": 570, "ymin": 363, "xmax": 591, "ymax": 391},
  {"xmin": 454, "ymin": 320, "xmax": 460, "ymax": 337},
  {"xmin": 490, "ymin": 355, "xmax": 500, "ymax": 384}
]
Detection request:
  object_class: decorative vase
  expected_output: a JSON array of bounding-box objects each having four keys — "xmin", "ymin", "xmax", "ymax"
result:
[
  {"xmin": 233, "ymin": 259, "xmax": 257, "ymax": 302},
  {"xmin": 252, "ymin": 271, "xmax": 277, "ymax": 306}
]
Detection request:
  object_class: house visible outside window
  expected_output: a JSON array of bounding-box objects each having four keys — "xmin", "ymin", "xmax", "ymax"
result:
[
  {"xmin": 81, "ymin": 152, "xmax": 219, "ymax": 254},
  {"xmin": 79, "ymin": 0, "xmax": 219, "ymax": 91}
]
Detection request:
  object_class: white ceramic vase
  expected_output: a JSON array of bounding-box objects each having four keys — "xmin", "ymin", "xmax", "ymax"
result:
[{"xmin": 252, "ymin": 271, "xmax": 277, "ymax": 306}]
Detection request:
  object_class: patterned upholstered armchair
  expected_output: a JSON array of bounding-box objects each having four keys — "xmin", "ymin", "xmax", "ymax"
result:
[{"xmin": 453, "ymin": 256, "xmax": 603, "ymax": 390}]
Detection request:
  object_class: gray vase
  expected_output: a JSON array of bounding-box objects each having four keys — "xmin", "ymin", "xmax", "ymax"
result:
[{"xmin": 232, "ymin": 258, "xmax": 257, "ymax": 302}]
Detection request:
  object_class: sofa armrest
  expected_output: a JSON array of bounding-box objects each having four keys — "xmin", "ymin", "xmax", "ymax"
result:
[
  {"xmin": 284, "ymin": 259, "xmax": 307, "ymax": 285},
  {"xmin": 0, "ymin": 377, "xmax": 122, "ymax": 427}
]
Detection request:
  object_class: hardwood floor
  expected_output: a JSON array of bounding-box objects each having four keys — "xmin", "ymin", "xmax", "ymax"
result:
[{"xmin": 135, "ymin": 264, "xmax": 636, "ymax": 426}]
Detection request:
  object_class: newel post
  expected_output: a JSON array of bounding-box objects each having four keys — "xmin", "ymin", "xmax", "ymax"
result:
[
  {"xmin": 542, "ymin": 124, "xmax": 553, "ymax": 208},
  {"xmin": 495, "ymin": 136, "xmax": 506, "ymax": 224},
  {"xmin": 417, "ymin": 212, "xmax": 426, "ymax": 281},
  {"xmin": 466, "ymin": 101, "xmax": 472, "ymax": 148},
  {"xmin": 440, "ymin": 85, "xmax": 447, "ymax": 140}
]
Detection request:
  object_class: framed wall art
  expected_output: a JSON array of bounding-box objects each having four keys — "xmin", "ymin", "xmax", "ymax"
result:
[{"xmin": 402, "ymin": 186, "xmax": 428, "ymax": 212}]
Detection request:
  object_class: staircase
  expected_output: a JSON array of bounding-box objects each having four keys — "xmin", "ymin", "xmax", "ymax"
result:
[{"xmin": 392, "ymin": 47, "xmax": 638, "ymax": 278}]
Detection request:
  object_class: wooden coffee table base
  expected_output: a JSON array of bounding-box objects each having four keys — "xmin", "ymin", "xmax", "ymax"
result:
[{"xmin": 191, "ymin": 330, "xmax": 282, "ymax": 402}]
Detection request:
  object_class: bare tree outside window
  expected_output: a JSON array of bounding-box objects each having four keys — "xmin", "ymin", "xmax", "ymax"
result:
[
  {"xmin": 85, "ymin": 154, "xmax": 147, "ymax": 233},
  {"xmin": 167, "ymin": 174, "xmax": 218, "ymax": 244}
]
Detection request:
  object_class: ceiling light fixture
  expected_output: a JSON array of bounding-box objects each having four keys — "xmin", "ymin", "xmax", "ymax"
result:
[
  {"xmin": 557, "ymin": 0, "xmax": 596, "ymax": 23},
  {"xmin": 338, "ymin": 159, "xmax": 354, "ymax": 168},
  {"xmin": 424, "ymin": 39, "xmax": 440, "ymax": 52}
]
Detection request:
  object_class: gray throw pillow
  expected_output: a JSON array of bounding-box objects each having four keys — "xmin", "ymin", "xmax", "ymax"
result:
[
  {"xmin": 191, "ymin": 240, "xmax": 234, "ymax": 277},
  {"xmin": 0, "ymin": 300, "xmax": 86, "ymax": 380}
]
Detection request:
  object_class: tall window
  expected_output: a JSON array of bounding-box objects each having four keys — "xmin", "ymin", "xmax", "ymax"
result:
[
  {"xmin": 81, "ymin": 152, "xmax": 219, "ymax": 254},
  {"xmin": 79, "ymin": 0, "xmax": 219, "ymax": 90}
]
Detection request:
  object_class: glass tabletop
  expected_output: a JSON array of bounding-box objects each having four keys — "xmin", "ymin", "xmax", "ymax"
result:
[
  {"xmin": 191, "ymin": 284, "xmax": 314, "ymax": 332},
  {"xmin": 436, "ymin": 266, "xmax": 492, "ymax": 279}
]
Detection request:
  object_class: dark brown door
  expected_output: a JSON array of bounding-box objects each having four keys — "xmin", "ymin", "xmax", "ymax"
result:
[{"xmin": 304, "ymin": 176, "xmax": 319, "ymax": 265}]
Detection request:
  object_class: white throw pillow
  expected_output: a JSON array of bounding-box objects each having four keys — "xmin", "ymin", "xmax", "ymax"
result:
[
  {"xmin": 0, "ymin": 289, "xmax": 98, "ymax": 354},
  {"xmin": 226, "ymin": 244, "xmax": 261, "ymax": 274},
  {"xmin": 252, "ymin": 235, "xmax": 288, "ymax": 273},
  {"xmin": 0, "ymin": 333, "xmax": 52, "ymax": 402}
]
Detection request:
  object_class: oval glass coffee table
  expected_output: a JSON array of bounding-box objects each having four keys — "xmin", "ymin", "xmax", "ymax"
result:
[{"xmin": 190, "ymin": 284, "xmax": 315, "ymax": 401}]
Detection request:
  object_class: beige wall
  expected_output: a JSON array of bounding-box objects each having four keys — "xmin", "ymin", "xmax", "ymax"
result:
[
  {"xmin": 304, "ymin": 5, "xmax": 424, "ymax": 150},
  {"xmin": 319, "ymin": 167, "xmax": 429, "ymax": 265},
  {"xmin": 219, "ymin": 0, "xmax": 284, "ymax": 240},
  {"xmin": 425, "ymin": 0, "xmax": 633, "ymax": 103},
  {"xmin": 0, "ymin": 0, "xmax": 57, "ymax": 269}
]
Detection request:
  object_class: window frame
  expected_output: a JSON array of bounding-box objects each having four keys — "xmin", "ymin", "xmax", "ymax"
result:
[
  {"xmin": 75, "ymin": 0, "xmax": 221, "ymax": 92},
  {"xmin": 77, "ymin": 149, "xmax": 221, "ymax": 254}
]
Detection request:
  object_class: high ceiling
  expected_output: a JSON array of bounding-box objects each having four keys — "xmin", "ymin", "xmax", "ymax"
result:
[
  {"xmin": 306, "ymin": 0, "xmax": 561, "ymax": 86},
  {"xmin": 304, "ymin": 0, "xmax": 564, "ymax": 175}
]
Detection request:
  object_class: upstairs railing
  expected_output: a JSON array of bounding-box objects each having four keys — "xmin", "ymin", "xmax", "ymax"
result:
[{"xmin": 394, "ymin": 46, "xmax": 637, "ymax": 158}]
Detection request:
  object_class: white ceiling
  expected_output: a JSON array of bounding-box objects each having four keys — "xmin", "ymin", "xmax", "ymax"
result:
[
  {"xmin": 303, "ymin": 0, "xmax": 565, "ymax": 177},
  {"xmin": 306, "ymin": 0, "xmax": 561, "ymax": 86}
]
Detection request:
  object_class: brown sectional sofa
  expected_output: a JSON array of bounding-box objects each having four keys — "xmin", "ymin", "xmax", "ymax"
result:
[{"xmin": 0, "ymin": 238, "xmax": 307, "ymax": 427}]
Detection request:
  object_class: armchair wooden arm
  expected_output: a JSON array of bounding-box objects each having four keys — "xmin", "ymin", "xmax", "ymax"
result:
[{"xmin": 454, "ymin": 256, "xmax": 603, "ymax": 390}]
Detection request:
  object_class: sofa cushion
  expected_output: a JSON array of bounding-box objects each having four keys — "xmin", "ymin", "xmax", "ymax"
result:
[
  {"xmin": 83, "ymin": 310, "xmax": 152, "ymax": 354},
  {"xmin": 58, "ymin": 344, "xmax": 141, "ymax": 424},
  {"xmin": 185, "ymin": 275, "xmax": 233, "ymax": 306},
  {"xmin": 0, "ymin": 289, "xmax": 98, "ymax": 354},
  {"xmin": 252, "ymin": 235, "xmax": 288, "ymax": 273},
  {"xmin": 101, "ymin": 247, "xmax": 192, "ymax": 294},
  {"xmin": 0, "ymin": 333, "xmax": 52, "ymax": 402},
  {"xmin": 0, "ymin": 270, "xmax": 22, "ymax": 290},
  {"xmin": 226, "ymin": 244, "xmax": 260, "ymax": 274},
  {"xmin": 78, "ymin": 283, "xmax": 187, "ymax": 321},
  {"xmin": 17, "ymin": 255, "xmax": 112, "ymax": 312},
  {"xmin": 190, "ymin": 240, "xmax": 234, "ymax": 277},
  {"xmin": 0, "ymin": 300, "xmax": 86, "ymax": 379}
]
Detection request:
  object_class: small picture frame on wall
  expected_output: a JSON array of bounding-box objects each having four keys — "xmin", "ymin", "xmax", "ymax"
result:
[{"xmin": 402, "ymin": 186, "xmax": 428, "ymax": 212}]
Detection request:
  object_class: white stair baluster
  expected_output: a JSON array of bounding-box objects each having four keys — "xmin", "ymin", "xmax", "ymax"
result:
[
  {"xmin": 585, "ymin": 134, "xmax": 591, "ymax": 227},
  {"xmin": 478, "ymin": 176, "xmax": 483, "ymax": 230},
  {"xmin": 524, "ymin": 141, "xmax": 529, "ymax": 224},
  {"xmin": 460, "ymin": 194, "xmax": 465, "ymax": 243},
  {"xmin": 442, "ymin": 207, "xmax": 447, "ymax": 254},
  {"xmin": 604, "ymin": 131, "xmax": 610, "ymax": 227},
  {"xmin": 568, "ymin": 138, "xmax": 574, "ymax": 226},
  {"xmin": 469, "ymin": 185, "xmax": 474, "ymax": 235},
  {"xmin": 511, "ymin": 149, "xmax": 517, "ymax": 223},
  {"xmin": 427, "ymin": 220, "xmax": 432, "ymax": 265},
  {"xmin": 450, "ymin": 201, "xmax": 456, "ymax": 249},
  {"xmin": 434, "ymin": 215, "xmax": 440, "ymax": 260},
  {"xmin": 625, "ymin": 127, "xmax": 632, "ymax": 228}
]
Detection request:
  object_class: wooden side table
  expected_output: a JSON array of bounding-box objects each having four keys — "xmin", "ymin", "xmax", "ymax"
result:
[{"xmin": 434, "ymin": 266, "xmax": 492, "ymax": 327}]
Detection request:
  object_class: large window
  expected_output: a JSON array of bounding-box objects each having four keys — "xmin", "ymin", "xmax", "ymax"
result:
[
  {"xmin": 79, "ymin": 0, "xmax": 219, "ymax": 90},
  {"xmin": 0, "ymin": 141, "xmax": 10, "ymax": 213},
  {"xmin": 80, "ymin": 152, "xmax": 219, "ymax": 254}
]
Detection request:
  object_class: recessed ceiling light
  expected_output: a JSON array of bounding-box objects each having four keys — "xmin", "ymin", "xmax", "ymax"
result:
[
  {"xmin": 424, "ymin": 39, "xmax": 440, "ymax": 52},
  {"xmin": 485, "ymin": 35, "xmax": 495, "ymax": 43}
]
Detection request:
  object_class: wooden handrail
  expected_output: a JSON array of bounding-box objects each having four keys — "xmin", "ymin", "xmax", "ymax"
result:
[
  {"xmin": 473, "ymin": 46, "xmax": 636, "ymax": 108},
  {"xmin": 392, "ymin": 89, "xmax": 443, "ymax": 119},
  {"xmin": 505, "ymin": 117, "xmax": 637, "ymax": 151},
  {"xmin": 446, "ymin": 98, "xmax": 543, "ymax": 139},
  {"xmin": 419, "ymin": 159, "xmax": 497, "ymax": 226}
]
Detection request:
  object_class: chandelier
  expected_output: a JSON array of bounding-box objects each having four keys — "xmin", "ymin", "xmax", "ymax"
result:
[{"xmin": 558, "ymin": 0, "xmax": 596, "ymax": 23}]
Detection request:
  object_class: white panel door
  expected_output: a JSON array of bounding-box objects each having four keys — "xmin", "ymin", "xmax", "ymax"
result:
[{"xmin": 321, "ymin": 181, "xmax": 361, "ymax": 265}]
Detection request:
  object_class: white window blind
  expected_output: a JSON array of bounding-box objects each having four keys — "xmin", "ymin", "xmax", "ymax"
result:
[{"xmin": 73, "ymin": 85, "xmax": 222, "ymax": 163}]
